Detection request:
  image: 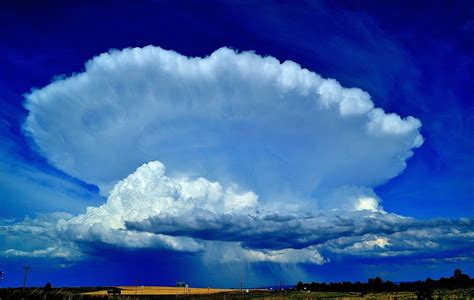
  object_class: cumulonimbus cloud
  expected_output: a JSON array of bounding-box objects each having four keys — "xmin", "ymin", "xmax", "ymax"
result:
[
  {"xmin": 24, "ymin": 46, "xmax": 423, "ymax": 206},
  {"xmin": 10, "ymin": 46, "xmax": 457, "ymax": 266}
]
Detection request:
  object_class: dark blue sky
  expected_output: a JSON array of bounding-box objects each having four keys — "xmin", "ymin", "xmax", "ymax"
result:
[{"xmin": 0, "ymin": 0, "xmax": 473, "ymax": 287}]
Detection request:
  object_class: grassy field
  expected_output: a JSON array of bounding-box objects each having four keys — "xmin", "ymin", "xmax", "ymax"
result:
[
  {"xmin": 81, "ymin": 286, "xmax": 474, "ymax": 298},
  {"xmin": 83, "ymin": 286, "xmax": 236, "ymax": 296},
  {"xmin": 1, "ymin": 286, "xmax": 473, "ymax": 299}
]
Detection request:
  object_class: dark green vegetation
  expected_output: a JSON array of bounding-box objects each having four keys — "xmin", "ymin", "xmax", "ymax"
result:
[
  {"xmin": 295, "ymin": 269, "xmax": 474, "ymax": 299},
  {"xmin": 296, "ymin": 268, "xmax": 473, "ymax": 293}
]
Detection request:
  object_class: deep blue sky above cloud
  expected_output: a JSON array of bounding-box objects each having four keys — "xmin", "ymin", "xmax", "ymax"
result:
[{"xmin": 0, "ymin": 0, "xmax": 473, "ymax": 287}]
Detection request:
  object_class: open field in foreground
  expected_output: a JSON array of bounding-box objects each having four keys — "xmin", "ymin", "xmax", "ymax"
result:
[
  {"xmin": 83, "ymin": 286, "xmax": 236, "ymax": 296},
  {"xmin": 1, "ymin": 287, "xmax": 474, "ymax": 299},
  {"xmin": 84, "ymin": 287, "xmax": 474, "ymax": 299}
]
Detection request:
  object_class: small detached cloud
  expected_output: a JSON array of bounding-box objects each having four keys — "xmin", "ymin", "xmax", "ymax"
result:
[{"xmin": 3, "ymin": 246, "xmax": 77, "ymax": 259}]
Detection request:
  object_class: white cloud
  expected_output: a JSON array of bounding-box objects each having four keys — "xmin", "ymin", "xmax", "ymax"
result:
[
  {"xmin": 2, "ymin": 161, "xmax": 472, "ymax": 266},
  {"xmin": 9, "ymin": 46, "xmax": 450, "ymax": 266},
  {"xmin": 204, "ymin": 243, "xmax": 326, "ymax": 265},
  {"xmin": 3, "ymin": 245, "xmax": 79, "ymax": 259},
  {"xmin": 355, "ymin": 197, "xmax": 381, "ymax": 212},
  {"xmin": 320, "ymin": 185, "xmax": 384, "ymax": 212},
  {"xmin": 24, "ymin": 46, "xmax": 423, "ymax": 207},
  {"xmin": 56, "ymin": 161, "xmax": 254, "ymax": 252},
  {"xmin": 243, "ymin": 247, "xmax": 326, "ymax": 264},
  {"xmin": 65, "ymin": 161, "xmax": 257, "ymax": 227},
  {"xmin": 349, "ymin": 236, "xmax": 391, "ymax": 250}
]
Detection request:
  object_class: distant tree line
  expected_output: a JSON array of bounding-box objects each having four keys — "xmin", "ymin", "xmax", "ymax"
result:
[{"xmin": 295, "ymin": 269, "xmax": 473, "ymax": 294}]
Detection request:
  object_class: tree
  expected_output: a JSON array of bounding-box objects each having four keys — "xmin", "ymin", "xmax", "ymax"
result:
[
  {"xmin": 294, "ymin": 268, "xmax": 473, "ymax": 294},
  {"xmin": 452, "ymin": 268, "xmax": 470, "ymax": 286},
  {"xmin": 44, "ymin": 282, "xmax": 52, "ymax": 292}
]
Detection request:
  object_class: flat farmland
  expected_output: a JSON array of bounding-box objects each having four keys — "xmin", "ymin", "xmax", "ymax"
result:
[{"xmin": 83, "ymin": 286, "xmax": 237, "ymax": 296}]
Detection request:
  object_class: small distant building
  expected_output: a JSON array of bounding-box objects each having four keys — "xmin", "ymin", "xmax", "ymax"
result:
[{"xmin": 107, "ymin": 287, "xmax": 121, "ymax": 296}]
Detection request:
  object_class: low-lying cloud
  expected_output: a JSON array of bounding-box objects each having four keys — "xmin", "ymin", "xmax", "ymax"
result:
[{"xmin": 1, "ymin": 161, "xmax": 472, "ymax": 266}]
